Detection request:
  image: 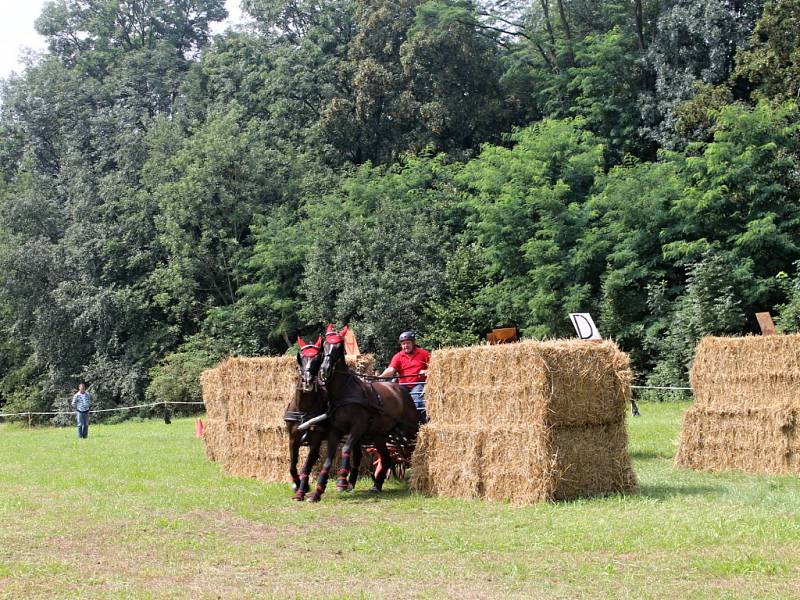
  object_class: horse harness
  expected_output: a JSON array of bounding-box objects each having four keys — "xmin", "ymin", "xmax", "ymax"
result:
[{"xmin": 329, "ymin": 371, "xmax": 385, "ymax": 416}]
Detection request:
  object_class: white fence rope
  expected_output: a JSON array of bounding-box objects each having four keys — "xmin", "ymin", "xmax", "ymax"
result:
[
  {"xmin": 0, "ymin": 401, "xmax": 205, "ymax": 419},
  {"xmin": 631, "ymin": 385, "xmax": 693, "ymax": 391},
  {"xmin": 1, "ymin": 381, "xmax": 692, "ymax": 420}
]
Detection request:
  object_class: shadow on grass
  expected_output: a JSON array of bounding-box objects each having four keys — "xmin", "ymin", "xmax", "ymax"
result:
[
  {"xmin": 629, "ymin": 450, "xmax": 674, "ymax": 460},
  {"xmin": 639, "ymin": 483, "xmax": 722, "ymax": 500},
  {"xmin": 333, "ymin": 484, "xmax": 414, "ymax": 502}
]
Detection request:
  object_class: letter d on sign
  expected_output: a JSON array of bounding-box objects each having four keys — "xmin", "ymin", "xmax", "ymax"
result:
[{"xmin": 569, "ymin": 313, "xmax": 601, "ymax": 340}]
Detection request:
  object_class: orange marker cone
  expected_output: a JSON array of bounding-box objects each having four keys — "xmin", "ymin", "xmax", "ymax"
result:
[{"xmin": 195, "ymin": 418, "xmax": 205, "ymax": 438}]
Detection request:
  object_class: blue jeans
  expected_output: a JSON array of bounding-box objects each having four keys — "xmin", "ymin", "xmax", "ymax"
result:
[
  {"xmin": 76, "ymin": 411, "xmax": 90, "ymax": 439},
  {"xmin": 410, "ymin": 384, "xmax": 427, "ymax": 423}
]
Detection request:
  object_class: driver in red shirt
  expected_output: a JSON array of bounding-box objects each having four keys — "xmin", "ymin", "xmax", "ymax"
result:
[{"xmin": 379, "ymin": 331, "xmax": 430, "ymax": 423}]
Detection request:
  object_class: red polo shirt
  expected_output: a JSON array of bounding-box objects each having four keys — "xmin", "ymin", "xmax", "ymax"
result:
[{"xmin": 389, "ymin": 347, "xmax": 431, "ymax": 387}]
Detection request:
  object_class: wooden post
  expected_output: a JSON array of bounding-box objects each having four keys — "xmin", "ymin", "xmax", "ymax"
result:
[{"xmin": 755, "ymin": 312, "xmax": 777, "ymax": 336}]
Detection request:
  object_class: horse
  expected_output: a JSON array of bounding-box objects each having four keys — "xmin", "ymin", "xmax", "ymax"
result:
[
  {"xmin": 308, "ymin": 324, "xmax": 420, "ymax": 502},
  {"xmin": 283, "ymin": 336, "xmax": 363, "ymax": 501}
]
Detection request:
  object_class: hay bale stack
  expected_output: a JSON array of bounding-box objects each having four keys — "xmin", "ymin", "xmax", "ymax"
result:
[
  {"xmin": 200, "ymin": 354, "xmax": 374, "ymax": 483},
  {"xmin": 676, "ymin": 335, "xmax": 800, "ymax": 474},
  {"xmin": 411, "ymin": 340, "xmax": 637, "ymax": 504}
]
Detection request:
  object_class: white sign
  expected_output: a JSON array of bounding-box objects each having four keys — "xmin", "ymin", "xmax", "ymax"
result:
[{"xmin": 569, "ymin": 313, "xmax": 601, "ymax": 340}]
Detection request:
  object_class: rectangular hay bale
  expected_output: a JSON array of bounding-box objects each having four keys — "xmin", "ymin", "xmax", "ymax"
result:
[
  {"xmin": 690, "ymin": 334, "xmax": 800, "ymax": 411},
  {"xmin": 411, "ymin": 422, "xmax": 637, "ymax": 505},
  {"xmin": 410, "ymin": 425, "xmax": 486, "ymax": 499},
  {"xmin": 676, "ymin": 405, "xmax": 800, "ymax": 474},
  {"xmin": 201, "ymin": 355, "xmax": 375, "ymax": 430},
  {"xmin": 425, "ymin": 340, "xmax": 631, "ymax": 428}
]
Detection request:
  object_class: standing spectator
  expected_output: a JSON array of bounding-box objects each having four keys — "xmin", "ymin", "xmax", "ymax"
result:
[
  {"xmin": 379, "ymin": 331, "xmax": 430, "ymax": 423},
  {"xmin": 71, "ymin": 382, "xmax": 92, "ymax": 439}
]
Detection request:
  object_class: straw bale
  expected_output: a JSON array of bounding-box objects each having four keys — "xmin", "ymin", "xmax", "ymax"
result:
[
  {"xmin": 199, "ymin": 368, "xmax": 226, "ymax": 420},
  {"xmin": 676, "ymin": 405, "xmax": 800, "ymax": 474},
  {"xmin": 200, "ymin": 354, "xmax": 374, "ymax": 429},
  {"xmin": 480, "ymin": 425, "xmax": 555, "ymax": 504},
  {"xmin": 678, "ymin": 334, "xmax": 800, "ymax": 474},
  {"xmin": 410, "ymin": 425, "xmax": 486, "ymax": 499},
  {"xmin": 412, "ymin": 422, "xmax": 636, "ymax": 505},
  {"xmin": 199, "ymin": 354, "xmax": 375, "ymax": 485},
  {"xmin": 202, "ymin": 418, "xmax": 228, "ymax": 463},
  {"xmin": 690, "ymin": 334, "xmax": 800, "ymax": 411},
  {"xmin": 547, "ymin": 422, "xmax": 637, "ymax": 500},
  {"xmin": 426, "ymin": 340, "xmax": 630, "ymax": 427}
]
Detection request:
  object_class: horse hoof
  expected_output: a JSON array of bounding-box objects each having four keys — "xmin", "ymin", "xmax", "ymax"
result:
[
  {"xmin": 292, "ymin": 493, "xmax": 305, "ymax": 501},
  {"xmin": 369, "ymin": 486, "xmax": 381, "ymax": 494},
  {"xmin": 307, "ymin": 493, "xmax": 322, "ymax": 503}
]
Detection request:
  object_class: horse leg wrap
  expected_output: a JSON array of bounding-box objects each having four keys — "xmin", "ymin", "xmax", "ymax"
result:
[
  {"xmin": 293, "ymin": 473, "xmax": 309, "ymax": 499},
  {"xmin": 307, "ymin": 484, "xmax": 325, "ymax": 502},
  {"xmin": 336, "ymin": 467, "xmax": 349, "ymax": 491}
]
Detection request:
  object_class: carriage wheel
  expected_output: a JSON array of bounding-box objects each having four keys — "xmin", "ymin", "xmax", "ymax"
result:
[{"xmin": 391, "ymin": 461, "xmax": 407, "ymax": 481}]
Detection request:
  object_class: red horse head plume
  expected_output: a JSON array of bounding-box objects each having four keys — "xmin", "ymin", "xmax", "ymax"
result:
[
  {"xmin": 324, "ymin": 324, "xmax": 348, "ymax": 344},
  {"xmin": 297, "ymin": 335, "xmax": 322, "ymax": 356}
]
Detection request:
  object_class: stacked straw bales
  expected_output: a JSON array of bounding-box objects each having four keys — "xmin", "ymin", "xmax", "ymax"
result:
[
  {"xmin": 411, "ymin": 340, "xmax": 637, "ymax": 504},
  {"xmin": 676, "ymin": 335, "xmax": 800, "ymax": 474},
  {"xmin": 201, "ymin": 354, "xmax": 374, "ymax": 482}
]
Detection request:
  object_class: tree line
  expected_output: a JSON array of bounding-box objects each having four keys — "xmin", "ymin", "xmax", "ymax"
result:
[{"xmin": 1, "ymin": 0, "xmax": 799, "ymax": 418}]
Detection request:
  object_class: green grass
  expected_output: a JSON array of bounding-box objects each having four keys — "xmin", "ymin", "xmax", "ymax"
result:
[{"xmin": 1, "ymin": 402, "xmax": 799, "ymax": 599}]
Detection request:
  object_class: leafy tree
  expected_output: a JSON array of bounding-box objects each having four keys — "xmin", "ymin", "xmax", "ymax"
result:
[
  {"xmin": 647, "ymin": 252, "xmax": 746, "ymax": 387},
  {"xmin": 297, "ymin": 154, "xmax": 460, "ymax": 362},
  {"xmin": 319, "ymin": 0, "xmax": 509, "ymax": 163},
  {"xmin": 662, "ymin": 101, "xmax": 800, "ymax": 315},
  {"xmin": 585, "ymin": 158, "xmax": 686, "ymax": 372},
  {"xmin": 0, "ymin": 0, "xmax": 228, "ymax": 412},
  {"xmin": 419, "ymin": 241, "xmax": 492, "ymax": 348},
  {"xmin": 460, "ymin": 118, "xmax": 605, "ymax": 338},
  {"xmin": 638, "ymin": 0, "xmax": 764, "ymax": 149},
  {"xmin": 734, "ymin": 0, "xmax": 800, "ymax": 103}
]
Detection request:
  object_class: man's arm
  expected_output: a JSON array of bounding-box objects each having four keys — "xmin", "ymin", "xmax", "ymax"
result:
[{"xmin": 379, "ymin": 366, "xmax": 397, "ymax": 379}]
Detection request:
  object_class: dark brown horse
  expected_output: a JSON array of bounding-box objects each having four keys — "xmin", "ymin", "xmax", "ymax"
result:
[
  {"xmin": 284, "ymin": 336, "xmax": 363, "ymax": 501},
  {"xmin": 307, "ymin": 324, "xmax": 419, "ymax": 502}
]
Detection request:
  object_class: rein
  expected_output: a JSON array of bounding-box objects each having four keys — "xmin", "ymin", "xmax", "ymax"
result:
[{"xmin": 329, "ymin": 369, "xmax": 427, "ymax": 386}]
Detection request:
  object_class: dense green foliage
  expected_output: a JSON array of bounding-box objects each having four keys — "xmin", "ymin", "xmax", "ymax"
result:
[{"xmin": 2, "ymin": 0, "xmax": 800, "ymax": 416}]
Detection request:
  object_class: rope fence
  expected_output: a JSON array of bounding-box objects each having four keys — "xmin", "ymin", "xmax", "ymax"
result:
[
  {"xmin": 632, "ymin": 385, "xmax": 692, "ymax": 391},
  {"xmin": 0, "ymin": 381, "xmax": 692, "ymax": 422},
  {"xmin": 0, "ymin": 401, "xmax": 205, "ymax": 420}
]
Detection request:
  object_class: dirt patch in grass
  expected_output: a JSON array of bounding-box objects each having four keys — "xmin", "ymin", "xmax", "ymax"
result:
[{"xmin": 1, "ymin": 510, "xmax": 517, "ymax": 599}]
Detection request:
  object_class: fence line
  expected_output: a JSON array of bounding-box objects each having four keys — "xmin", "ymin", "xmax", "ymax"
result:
[
  {"xmin": 632, "ymin": 385, "xmax": 693, "ymax": 391},
  {"xmin": 1, "ymin": 382, "xmax": 692, "ymax": 420},
  {"xmin": 0, "ymin": 401, "xmax": 205, "ymax": 420}
]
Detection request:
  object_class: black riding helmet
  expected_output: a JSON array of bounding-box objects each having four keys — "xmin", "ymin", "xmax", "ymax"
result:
[{"xmin": 398, "ymin": 331, "xmax": 415, "ymax": 342}]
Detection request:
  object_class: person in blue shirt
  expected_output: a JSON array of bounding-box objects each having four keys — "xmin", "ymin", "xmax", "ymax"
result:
[{"xmin": 71, "ymin": 382, "xmax": 92, "ymax": 439}]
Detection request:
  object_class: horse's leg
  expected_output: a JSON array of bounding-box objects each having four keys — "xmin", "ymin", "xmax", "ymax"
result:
[
  {"xmin": 348, "ymin": 444, "xmax": 362, "ymax": 490},
  {"xmin": 371, "ymin": 441, "xmax": 392, "ymax": 493},
  {"xmin": 337, "ymin": 420, "xmax": 367, "ymax": 491},
  {"xmin": 336, "ymin": 434, "xmax": 357, "ymax": 491},
  {"xmin": 308, "ymin": 429, "xmax": 339, "ymax": 502},
  {"xmin": 293, "ymin": 429, "xmax": 322, "ymax": 501},
  {"xmin": 288, "ymin": 424, "xmax": 301, "ymax": 492}
]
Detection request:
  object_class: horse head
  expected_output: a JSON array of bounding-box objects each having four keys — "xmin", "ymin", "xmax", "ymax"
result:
[
  {"xmin": 296, "ymin": 335, "xmax": 323, "ymax": 392},
  {"xmin": 318, "ymin": 323, "xmax": 348, "ymax": 384}
]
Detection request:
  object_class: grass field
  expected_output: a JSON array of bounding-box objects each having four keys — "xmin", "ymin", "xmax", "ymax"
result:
[{"xmin": 1, "ymin": 401, "xmax": 799, "ymax": 599}]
